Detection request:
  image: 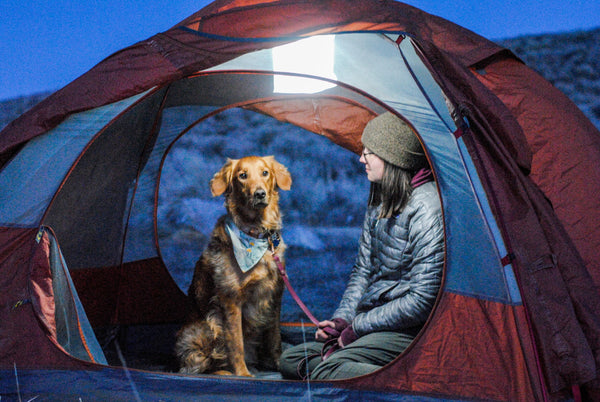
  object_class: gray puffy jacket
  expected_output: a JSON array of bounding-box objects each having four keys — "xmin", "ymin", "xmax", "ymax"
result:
[{"xmin": 333, "ymin": 181, "xmax": 444, "ymax": 336}]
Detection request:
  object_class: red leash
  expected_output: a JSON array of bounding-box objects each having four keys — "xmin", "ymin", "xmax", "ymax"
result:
[
  {"xmin": 272, "ymin": 253, "xmax": 320, "ymax": 326},
  {"xmin": 272, "ymin": 251, "xmax": 341, "ymax": 376},
  {"xmin": 268, "ymin": 236, "xmax": 338, "ymax": 339}
]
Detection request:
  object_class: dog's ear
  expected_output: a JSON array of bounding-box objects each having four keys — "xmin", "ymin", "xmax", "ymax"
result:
[
  {"xmin": 266, "ymin": 156, "xmax": 292, "ymax": 191},
  {"xmin": 210, "ymin": 158, "xmax": 237, "ymax": 196}
]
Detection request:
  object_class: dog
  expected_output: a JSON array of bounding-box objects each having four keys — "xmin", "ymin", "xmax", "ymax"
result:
[{"xmin": 175, "ymin": 155, "xmax": 292, "ymax": 376}]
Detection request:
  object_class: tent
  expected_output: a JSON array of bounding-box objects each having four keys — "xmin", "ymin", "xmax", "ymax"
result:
[{"xmin": 1, "ymin": 0, "xmax": 600, "ymax": 400}]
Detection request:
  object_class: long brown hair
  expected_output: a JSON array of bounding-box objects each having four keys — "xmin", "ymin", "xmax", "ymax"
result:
[{"xmin": 368, "ymin": 162, "xmax": 416, "ymax": 219}]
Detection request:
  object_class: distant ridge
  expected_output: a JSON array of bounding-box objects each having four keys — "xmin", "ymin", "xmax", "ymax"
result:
[
  {"xmin": 498, "ymin": 27, "xmax": 600, "ymax": 129},
  {"xmin": 0, "ymin": 92, "xmax": 51, "ymax": 131}
]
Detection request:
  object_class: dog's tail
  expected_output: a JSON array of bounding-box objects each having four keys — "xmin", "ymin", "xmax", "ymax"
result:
[{"xmin": 176, "ymin": 312, "xmax": 228, "ymax": 374}]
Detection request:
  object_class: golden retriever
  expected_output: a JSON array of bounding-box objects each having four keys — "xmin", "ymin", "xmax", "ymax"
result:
[{"xmin": 175, "ymin": 155, "xmax": 292, "ymax": 376}]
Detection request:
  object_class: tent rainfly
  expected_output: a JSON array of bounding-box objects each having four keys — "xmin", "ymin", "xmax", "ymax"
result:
[{"xmin": 1, "ymin": 0, "xmax": 600, "ymax": 400}]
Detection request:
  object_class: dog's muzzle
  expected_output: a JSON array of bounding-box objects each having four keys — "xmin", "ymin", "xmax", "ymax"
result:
[{"xmin": 251, "ymin": 189, "xmax": 268, "ymax": 207}]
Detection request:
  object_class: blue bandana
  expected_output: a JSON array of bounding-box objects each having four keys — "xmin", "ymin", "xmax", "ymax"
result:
[{"xmin": 225, "ymin": 217, "xmax": 269, "ymax": 273}]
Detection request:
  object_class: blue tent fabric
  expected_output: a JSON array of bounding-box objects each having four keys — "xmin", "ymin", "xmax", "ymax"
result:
[
  {"xmin": 0, "ymin": 367, "xmax": 459, "ymax": 401},
  {"xmin": 47, "ymin": 228, "xmax": 107, "ymax": 365},
  {"xmin": 0, "ymin": 93, "xmax": 148, "ymax": 228}
]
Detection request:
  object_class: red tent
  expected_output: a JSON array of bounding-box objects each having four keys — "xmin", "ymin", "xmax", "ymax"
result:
[{"xmin": 1, "ymin": 1, "xmax": 599, "ymax": 400}]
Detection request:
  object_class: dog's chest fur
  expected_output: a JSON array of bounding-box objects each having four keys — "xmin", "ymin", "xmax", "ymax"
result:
[
  {"xmin": 218, "ymin": 248, "xmax": 279, "ymax": 295},
  {"xmin": 197, "ymin": 221, "xmax": 284, "ymax": 302}
]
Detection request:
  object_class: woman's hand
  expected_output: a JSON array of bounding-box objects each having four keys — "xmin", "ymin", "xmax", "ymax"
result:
[
  {"xmin": 315, "ymin": 318, "xmax": 349, "ymax": 342},
  {"xmin": 337, "ymin": 326, "xmax": 358, "ymax": 347},
  {"xmin": 315, "ymin": 320, "xmax": 337, "ymax": 341}
]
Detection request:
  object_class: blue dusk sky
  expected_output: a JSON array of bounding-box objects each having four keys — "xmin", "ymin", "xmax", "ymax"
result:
[{"xmin": 1, "ymin": 0, "xmax": 599, "ymax": 101}]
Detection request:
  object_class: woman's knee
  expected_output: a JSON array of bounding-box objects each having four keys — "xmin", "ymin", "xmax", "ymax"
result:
[
  {"xmin": 279, "ymin": 342, "xmax": 321, "ymax": 379},
  {"xmin": 279, "ymin": 347, "xmax": 300, "ymax": 379},
  {"xmin": 310, "ymin": 358, "xmax": 380, "ymax": 380},
  {"xmin": 309, "ymin": 358, "xmax": 339, "ymax": 380}
]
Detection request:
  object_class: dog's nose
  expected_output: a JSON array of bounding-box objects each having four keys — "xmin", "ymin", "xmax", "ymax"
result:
[{"xmin": 254, "ymin": 189, "xmax": 266, "ymax": 200}]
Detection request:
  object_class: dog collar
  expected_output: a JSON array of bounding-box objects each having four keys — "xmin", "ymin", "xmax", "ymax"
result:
[
  {"xmin": 231, "ymin": 218, "xmax": 281, "ymax": 250},
  {"xmin": 225, "ymin": 217, "xmax": 270, "ymax": 273},
  {"xmin": 236, "ymin": 222, "xmax": 270, "ymax": 239}
]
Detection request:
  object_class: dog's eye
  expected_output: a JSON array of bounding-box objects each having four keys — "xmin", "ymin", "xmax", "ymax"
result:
[
  {"xmin": 262, "ymin": 170, "xmax": 269, "ymax": 177},
  {"xmin": 239, "ymin": 172, "xmax": 247, "ymax": 180}
]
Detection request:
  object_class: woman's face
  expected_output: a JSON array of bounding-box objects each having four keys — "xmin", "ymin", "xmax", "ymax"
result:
[{"xmin": 360, "ymin": 148, "xmax": 385, "ymax": 182}]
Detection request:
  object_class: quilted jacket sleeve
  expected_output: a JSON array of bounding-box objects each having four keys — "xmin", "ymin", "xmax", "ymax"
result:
[{"xmin": 332, "ymin": 208, "xmax": 377, "ymax": 324}]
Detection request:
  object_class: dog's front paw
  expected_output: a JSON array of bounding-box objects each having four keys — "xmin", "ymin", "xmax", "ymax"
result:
[
  {"xmin": 234, "ymin": 367, "xmax": 254, "ymax": 377},
  {"xmin": 212, "ymin": 370, "xmax": 234, "ymax": 376}
]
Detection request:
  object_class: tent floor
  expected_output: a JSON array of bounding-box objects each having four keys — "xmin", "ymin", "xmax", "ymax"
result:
[{"xmin": 94, "ymin": 323, "xmax": 310, "ymax": 378}]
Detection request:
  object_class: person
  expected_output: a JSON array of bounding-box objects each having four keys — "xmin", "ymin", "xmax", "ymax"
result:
[{"xmin": 279, "ymin": 112, "xmax": 444, "ymax": 380}]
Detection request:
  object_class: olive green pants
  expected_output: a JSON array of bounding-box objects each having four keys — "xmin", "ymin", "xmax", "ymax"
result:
[{"xmin": 279, "ymin": 331, "xmax": 414, "ymax": 380}]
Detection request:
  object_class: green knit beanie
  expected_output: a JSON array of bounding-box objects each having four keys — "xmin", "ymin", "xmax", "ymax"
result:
[{"xmin": 361, "ymin": 112, "xmax": 427, "ymax": 170}]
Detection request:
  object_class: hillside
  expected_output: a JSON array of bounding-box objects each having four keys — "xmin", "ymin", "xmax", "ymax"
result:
[{"xmin": 499, "ymin": 27, "xmax": 600, "ymax": 129}]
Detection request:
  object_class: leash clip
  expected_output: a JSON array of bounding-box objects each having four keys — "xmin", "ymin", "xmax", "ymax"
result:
[{"xmin": 268, "ymin": 231, "xmax": 280, "ymax": 253}]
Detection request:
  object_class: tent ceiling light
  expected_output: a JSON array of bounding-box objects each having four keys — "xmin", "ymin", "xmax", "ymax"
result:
[{"xmin": 272, "ymin": 35, "xmax": 337, "ymax": 93}]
